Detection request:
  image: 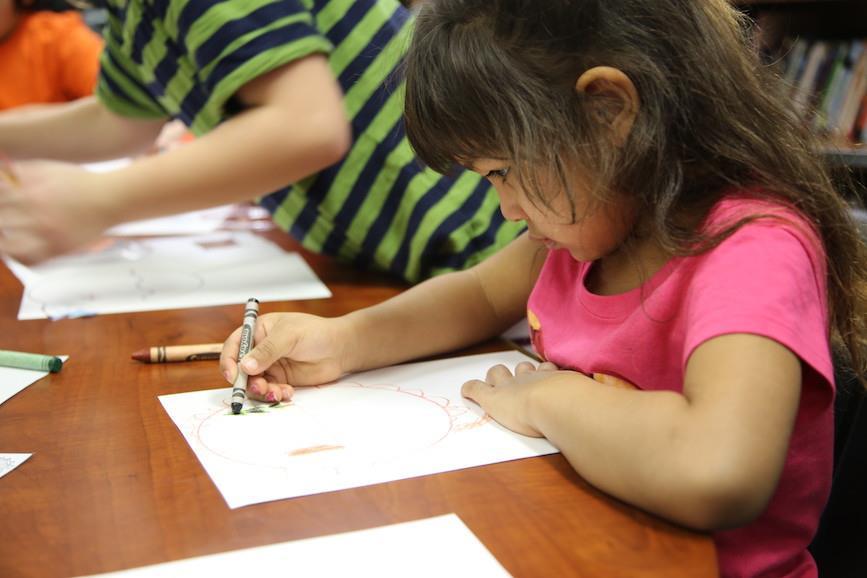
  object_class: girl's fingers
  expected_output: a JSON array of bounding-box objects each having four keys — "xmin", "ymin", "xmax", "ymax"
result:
[
  {"xmin": 461, "ymin": 379, "xmax": 493, "ymax": 403},
  {"xmin": 241, "ymin": 333, "xmax": 286, "ymax": 375},
  {"xmin": 259, "ymin": 382, "xmax": 295, "ymax": 403},
  {"xmin": 219, "ymin": 327, "xmax": 244, "ymax": 382},
  {"xmin": 514, "ymin": 361, "xmax": 537, "ymax": 375},
  {"xmin": 484, "ymin": 363, "xmax": 512, "ymax": 384},
  {"xmin": 247, "ymin": 376, "xmax": 295, "ymax": 403}
]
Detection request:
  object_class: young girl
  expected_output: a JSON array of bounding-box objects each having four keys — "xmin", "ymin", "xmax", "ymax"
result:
[
  {"xmin": 220, "ymin": 0, "xmax": 867, "ymax": 576},
  {"xmin": 0, "ymin": 0, "xmax": 522, "ymax": 282}
]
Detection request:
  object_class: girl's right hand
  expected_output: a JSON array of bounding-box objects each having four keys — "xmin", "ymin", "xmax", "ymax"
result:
[{"xmin": 219, "ymin": 312, "xmax": 355, "ymax": 403}]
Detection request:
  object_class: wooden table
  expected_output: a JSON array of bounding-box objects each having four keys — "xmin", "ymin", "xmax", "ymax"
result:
[{"xmin": 0, "ymin": 230, "xmax": 717, "ymax": 578}]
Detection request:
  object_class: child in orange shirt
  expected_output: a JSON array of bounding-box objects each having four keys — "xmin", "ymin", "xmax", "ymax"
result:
[{"xmin": 0, "ymin": 1, "xmax": 102, "ymax": 110}]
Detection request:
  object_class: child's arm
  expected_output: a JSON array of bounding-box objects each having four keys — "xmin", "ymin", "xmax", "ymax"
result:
[
  {"xmin": 343, "ymin": 233, "xmax": 543, "ymax": 370},
  {"xmin": 463, "ymin": 333, "xmax": 802, "ymax": 531},
  {"xmin": 0, "ymin": 96, "xmax": 167, "ymax": 161},
  {"xmin": 98, "ymin": 54, "xmax": 350, "ymax": 218},
  {"xmin": 221, "ymin": 234, "xmax": 543, "ymax": 402},
  {"xmin": 0, "ymin": 54, "xmax": 350, "ymax": 264}
]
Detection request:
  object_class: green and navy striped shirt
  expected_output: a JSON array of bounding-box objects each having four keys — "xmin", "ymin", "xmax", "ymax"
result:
[{"xmin": 96, "ymin": 0, "xmax": 524, "ymax": 282}]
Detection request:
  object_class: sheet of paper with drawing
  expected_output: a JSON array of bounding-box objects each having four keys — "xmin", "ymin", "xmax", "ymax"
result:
[
  {"xmin": 6, "ymin": 232, "xmax": 331, "ymax": 320},
  {"xmin": 0, "ymin": 355, "xmax": 69, "ymax": 405},
  {"xmin": 159, "ymin": 351, "xmax": 558, "ymax": 508},
  {"xmin": 76, "ymin": 514, "xmax": 511, "ymax": 577}
]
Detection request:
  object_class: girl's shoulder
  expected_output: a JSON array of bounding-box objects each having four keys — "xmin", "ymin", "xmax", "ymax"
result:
[
  {"xmin": 703, "ymin": 192, "xmax": 823, "ymax": 253},
  {"xmin": 696, "ymin": 191, "xmax": 827, "ymax": 284}
]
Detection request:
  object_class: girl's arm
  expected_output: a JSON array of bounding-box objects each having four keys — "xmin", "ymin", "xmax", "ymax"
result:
[
  {"xmin": 0, "ymin": 96, "xmax": 167, "ymax": 161},
  {"xmin": 466, "ymin": 332, "xmax": 802, "ymax": 531},
  {"xmin": 343, "ymin": 233, "xmax": 544, "ymax": 372},
  {"xmin": 227, "ymin": 234, "xmax": 545, "ymax": 400}
]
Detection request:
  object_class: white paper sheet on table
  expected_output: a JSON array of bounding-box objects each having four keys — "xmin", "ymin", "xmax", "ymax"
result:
[
  {"xmin": 76, "ymin": 514, "xmax": 511, "ymax": 577},
  {"xmin": 105, "ymin": 205, "xmax": 237, "ymax": 237},
  {"xmin": 0, "ymin": 355, "xmax": 69, "ymax": 405},
  {"xmin": 159, "ymin": 351, "xmax": 558, "ymax": 509},
  {"xmin": 0, "ymin": 453, "xmax": 32, "ymax": 478},
  {"xmin": 6, "ymin": 232, "xmax": 331, "ymax": 320}
]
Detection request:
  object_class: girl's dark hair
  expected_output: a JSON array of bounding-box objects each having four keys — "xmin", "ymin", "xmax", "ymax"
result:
[{"xmin": 403, "ymin": 0, "xmax": 867, "ymax": 385}]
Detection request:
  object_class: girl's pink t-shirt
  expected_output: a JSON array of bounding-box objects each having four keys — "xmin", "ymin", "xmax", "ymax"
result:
[{"xmin": 527, "ymin": 197, "xmax": 834, "ymax": 578}]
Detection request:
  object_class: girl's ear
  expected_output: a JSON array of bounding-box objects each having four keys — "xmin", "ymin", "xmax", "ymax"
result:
[{"xmin": 575, "ymin": 67, "xmax": 640, "ymax": 146}]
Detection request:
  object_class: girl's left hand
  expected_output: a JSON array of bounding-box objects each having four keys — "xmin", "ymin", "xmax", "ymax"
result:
[{"xmin": 461, "ymin": 360, "xmax": 562, "ymax": 438}]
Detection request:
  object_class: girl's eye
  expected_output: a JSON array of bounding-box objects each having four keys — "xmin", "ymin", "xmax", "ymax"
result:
[{"xmin": 485, "ymin": 167, "xmax": 510, "ymax": 181}]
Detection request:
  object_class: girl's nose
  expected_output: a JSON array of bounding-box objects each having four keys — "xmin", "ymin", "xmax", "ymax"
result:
[
  {"xmin": 499, "ymin": 196, "xmax": 526, "ymax": 222},
  {"xmin": 491, "ymin": 180, "xmax": 528, "ymax": 222}
]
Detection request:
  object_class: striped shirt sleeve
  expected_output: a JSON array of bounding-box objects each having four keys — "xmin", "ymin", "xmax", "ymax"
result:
[
  {"xmin": 176, "ymin": 0, "xmax": 334, "ymax": 131},
  {"xmin": 96, "ymin": 22, "xmax": 168, "ymax": 119},
  {"xmin": 97, "ymin": 0, "xmax": 334, "ymax": 131}
]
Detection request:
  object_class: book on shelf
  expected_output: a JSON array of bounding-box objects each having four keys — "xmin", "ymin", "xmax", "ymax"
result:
[{"xmin": 777, "ymin": 37, "xmax": 867, "ymax": 146}]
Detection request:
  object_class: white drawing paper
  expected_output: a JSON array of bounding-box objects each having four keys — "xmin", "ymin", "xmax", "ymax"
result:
[
  {"xmin": 76, "ymin": 514, "xmax": 511, "ymax": 577},
  {"xmin": 0, "ymin": 453, "xmax": 32, "ymax": 479},
  {"xmin": 7, "ymin": 232, "xmax": 331, "ymax": 319},
  {"xmin": 105, "ymin": 205, "xmax": 237, "ymax": 237},
  {"xmin": 159, "ymin": 351, "xmax": 558, "ymax": 508},
  {"xmin": 0, "ymin": 355, "xmax": 69, "ymax": 405}
]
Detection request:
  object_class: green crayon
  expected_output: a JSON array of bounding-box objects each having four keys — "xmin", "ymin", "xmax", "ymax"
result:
[{"xmin": 0, "ymin": 350, "xmax": 63, "ymax": 373}]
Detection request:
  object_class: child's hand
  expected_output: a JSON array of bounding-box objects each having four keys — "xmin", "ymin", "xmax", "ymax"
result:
[
  {"xmin": 0, "ymin": 160, "xmax": 116, "ymax": 264},
  {"xmin": 461, "ymin": 360, "xmax": 562, "ymax": 437},
  {"xmin": 220, "ymin": 312, "xmax": 354, "ymax": 403}
]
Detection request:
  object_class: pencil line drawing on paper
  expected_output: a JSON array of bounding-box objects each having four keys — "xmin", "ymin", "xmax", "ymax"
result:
[
  {"xmin": 193, "ymin": 382, "xmax": 490, "ymax": 472},
  {"xmin": 159, "ymin": 351, "xmax": 559, "ymax": 508},
  {"xmin": 288, "ymin": 444, "xmax": 344, "ymax": 456},
  {"xmin": 27, "ymin": 268, "xmax": 207, "ymax": 318},
  {"xmin": 9, "ymin": 232, "xmax": 332, "ymax": 319}
]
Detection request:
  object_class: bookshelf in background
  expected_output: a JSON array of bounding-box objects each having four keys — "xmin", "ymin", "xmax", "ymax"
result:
[{"xmin": 736, "ymin": 0, "xmax": 867, "ymax": 171}]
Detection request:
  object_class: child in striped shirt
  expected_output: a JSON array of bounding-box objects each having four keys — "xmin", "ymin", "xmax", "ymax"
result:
[{"xmin": 0, "ymin": 0, "xmax": 523, "ymax": 282}]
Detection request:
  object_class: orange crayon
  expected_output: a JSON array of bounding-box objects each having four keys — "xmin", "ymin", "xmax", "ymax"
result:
[{"xmin": 131, "ymin": 343, "xmax": 223, "ymax": 363}]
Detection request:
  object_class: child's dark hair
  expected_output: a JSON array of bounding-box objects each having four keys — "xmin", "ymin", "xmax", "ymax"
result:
[
  {"xmin": 14, "ymin": 0, "xmax": 81, "ymax": 10},
  {"xmin": 403, "ymin": 0, "xmax": 867, "ymax": 385}
]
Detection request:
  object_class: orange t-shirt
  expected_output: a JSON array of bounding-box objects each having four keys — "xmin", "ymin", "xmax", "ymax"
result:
[{"xmin": 0, "ymin": 11, "xmax": 103, "ymax": 110}]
